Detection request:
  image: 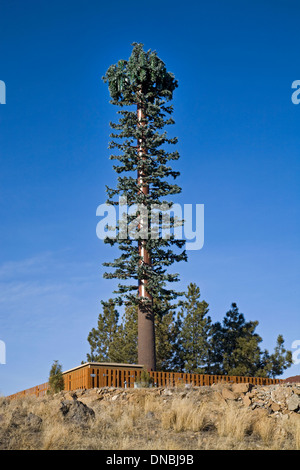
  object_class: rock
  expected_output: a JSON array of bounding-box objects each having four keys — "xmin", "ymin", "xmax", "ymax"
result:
[
  {"xmin": 10, "ymin": 408, "xmax": 27, "ymax": 428},
  {"xmin": 221, "ymin": 388, "xmax": 238, "ymax": 400},
  {"xmin": 243, "ymin": 396, "xmax": 252, "ymax": 407},
  {"xmin": 63, "ymin": 392, "xmax": 78, "ymax": 401},
  {"xmin": 9, "ymin": 409, "xmax": 43, "ymax": 430},
  {"xmin": 25, "ymin": 412, "xmax": 43, "ymax": 429},
  {"xmin": 271, "ymin": 386, "xmax": 293, "ymax": 405},
  {"xmin": 60, "ymin": 400, "xmax": 95, "ymax": 424},
  {"xmin": 232, "ymin": 383, "xmax": 252, "ymax": 394},
  {"xmin": 287, "ymin": 394, "xmax": 300, "ymax": 412},
  {"xmin": 270, "ymin": 402, "xmax": 281, "ymax": 412},
  {"xmin": 0, "ymin": 399, "xmax": 9, "ymax": 408},
  {"xmin": 253, "ymin": 408, "xmax": 269, "ymax": 419}
]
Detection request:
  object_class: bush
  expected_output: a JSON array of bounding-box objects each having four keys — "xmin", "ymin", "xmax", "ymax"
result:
[
  {"xmin": 48, "ymin": 360, "xmax": 65, "ymax": 394},
  {"xmin": 134, "ymin": 368, "xmax": 153, "ymax": 388}
]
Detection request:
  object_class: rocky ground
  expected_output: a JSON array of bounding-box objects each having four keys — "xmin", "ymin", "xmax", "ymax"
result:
[{"xmin": 1, "ymin": 381, "xmax": 299, "ymax": 450}]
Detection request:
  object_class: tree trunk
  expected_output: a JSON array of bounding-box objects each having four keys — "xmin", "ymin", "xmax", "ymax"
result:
[{"xmin": 137, "ymin": 97, "xmax": 156, "ymax": 371}]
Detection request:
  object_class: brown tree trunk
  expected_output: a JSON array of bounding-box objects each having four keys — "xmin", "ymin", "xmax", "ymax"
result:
[{"xmin": 137, "ymin": 97, "xmax": 156, "ymax": 371}]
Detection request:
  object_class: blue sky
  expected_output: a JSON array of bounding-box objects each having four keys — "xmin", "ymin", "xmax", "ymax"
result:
[{"xmin": 0, "ymin": 0, "xmax": 299, "ymax": 395}]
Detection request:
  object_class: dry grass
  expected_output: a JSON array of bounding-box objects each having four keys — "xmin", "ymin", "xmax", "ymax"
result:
[{"xmin": 1, "ymin": 387, "xmax": 300, "ymax": 450}]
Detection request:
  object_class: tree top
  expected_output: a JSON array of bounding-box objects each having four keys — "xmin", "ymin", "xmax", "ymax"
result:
[{"xmin": 103, "ymin": 43, "xmax": 178, "ymax": 105}]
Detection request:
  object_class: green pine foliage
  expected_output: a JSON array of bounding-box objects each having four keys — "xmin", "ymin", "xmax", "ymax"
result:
[
  {"xmin": 111, "ymin": 304, "xmax": 138, "ymax": 364},
  {"xmin": 88, "ymin": 42, "xmax": 292, "ymax": 379},
  {"xmin": 86, "ymin": 300, "xmax": 179, "ymax": 369},
  {"xmin": 209, "ymin": 303, "xmax": 261, "ymax": 375},
  {"xmin": 86, "ymin": 302, "xmax": 138, "ymax": 364},
  {"xmin": 102, "ymin": 42, "xmax": 187, "ymax": 308},
  {"xmin": 177, "ymin": 283, "xmax": 212, "ymax": 373},
  {"xmin": 86, "ymin": 283, "xmax": 292, "ymax": 378},
  {"xmin": 135, "ymin": 368, "xmax": 154, "ymax": 387},
  {"xmin": 209, "ymin": 303, "xmax": 292, "ymax": 377},
  {"xmin": 86, "ymin": 299, "xmax": 119, "ymax": 362},
  {"xmin": 260, "ymin": 335, "xmax": 293, "ymax": 378},
  {"xmin": 48, "ymin": 360, "xmax": 64, "ymax": 394}
]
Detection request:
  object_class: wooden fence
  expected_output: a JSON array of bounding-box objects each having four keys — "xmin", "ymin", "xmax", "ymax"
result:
[{"xmin": 7, "ymin": 363, "xmax": 281, "ymax": 400}]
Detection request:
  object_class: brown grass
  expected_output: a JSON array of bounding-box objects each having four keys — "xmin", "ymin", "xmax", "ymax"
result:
[{"xmin": 1, "ymin": 387, "xmax": 300, "ymax": 450}]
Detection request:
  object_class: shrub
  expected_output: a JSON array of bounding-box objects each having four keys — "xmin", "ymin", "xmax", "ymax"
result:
[{"xmin": 48, "ymin": 360, "xmax": 65, "ymax": 394}]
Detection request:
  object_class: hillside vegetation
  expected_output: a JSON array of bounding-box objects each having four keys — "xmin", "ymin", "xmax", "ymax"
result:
[{"xmin": 1, "ymin": 382, "xmax": 300, "ymax": 450}]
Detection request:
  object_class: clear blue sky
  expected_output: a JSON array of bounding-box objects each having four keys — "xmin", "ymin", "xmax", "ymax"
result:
[{"xmin": 0, "ymin": 0, "xmax": 299, "ymax": 395}]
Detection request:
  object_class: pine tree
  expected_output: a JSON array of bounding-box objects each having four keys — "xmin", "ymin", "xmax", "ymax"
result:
[
  {"xmin": 210, "ymin": 303, "xmax": 292, "ymax": 377},
  {"xmin": 102, "ymin": 43, "xmax": 187, "ymax": 370},
  {"xmin": 86, "ymin": 299, "xmax": 119, "ymax": 362},
  {"xmin": 261, "ymin": 335, "xmax": 293, "ymax": 378},
  {"xmin": 223, "ymin": 333, "xmax": 266, "ymax": 377},
  {"xmin": 209, "ymin": 303, "xmax": 262, "ymax": 375},
  {"xmin": 111, "ymin": 304, "xmax": 138, "ymax": 364},
  {"xmin": 177, "ymin": 283, "xmax": 212, "ymax": 373},
  {"xmin": 48, "ymin": 360, "xmax": 64, "ymax": 394},
  {"xmin": 154, "ymin": 301, "xmax": 179, "ymax": 371}
]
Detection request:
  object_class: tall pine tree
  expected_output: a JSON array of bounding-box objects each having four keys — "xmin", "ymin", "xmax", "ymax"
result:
[
  {"xmin": 177, "ymin": 283, "xmax": 212, "ymax": 373},
  {"xmin": 102, "ymin": 43, "xmax": 187, "ymax": 370},
  {"xmin": 86, "ymin": 299, "xmax": 119, "ymax": 362}
]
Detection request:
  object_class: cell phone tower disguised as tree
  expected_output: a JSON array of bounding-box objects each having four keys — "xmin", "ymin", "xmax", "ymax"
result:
[{"xmin": 102, "ymin": 43, "xmax": 187, "ymax": 371}]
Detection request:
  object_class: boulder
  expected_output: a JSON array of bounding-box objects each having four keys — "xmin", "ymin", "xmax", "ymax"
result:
[
  {"xmin": 10, "ymin": 408, "xmax": 28, "ymax": 428},
  {"xmin": 271, "ymin": 386, "xmax": 293, "ymax": 405},
  {"xmin": 232, "ymin": 383, "xmax": 252, "ymax": 394},
  {"xmin": 242, "ymin": 396, "xmax": 252, "ymax": 407},
  {"xmin": 221, "ymin": 388, "xmax": 238, "ymax": 400},
  {"xmin": 25, "ymin": 412, "xmax": 43, "ymax": 430},
  {"xmin": 60, "ymin": 400, "xmax": 95, "ymax": 424},
  {"xmin": 287, "ymin": 394, "xmax": 300, "ymax": 412},
  {"xmin": 270, "ymin": 402, "xmax": 281, "ymax": 412},
  {"xmin": 10, "ymin": 409, "xmax": 42, "ymax": 430}
]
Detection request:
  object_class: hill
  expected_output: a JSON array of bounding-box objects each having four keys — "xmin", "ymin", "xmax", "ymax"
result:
[{"xmin": 1, "ymin": 382, "xmax": 300, "ymax": 450}]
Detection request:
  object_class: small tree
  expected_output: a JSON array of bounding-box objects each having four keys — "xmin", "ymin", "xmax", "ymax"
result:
[
  {"xmin": 48, "ymin": 360, "xmax": 64, "ymax": 394},
  {"xmin": 261, "ymin": 335, "xmax": 293, "ymax": 378},
  {"xmin": 177, "ymin": 283, "xmax": 212, "ymax": 373},
  {"xmin": 135, "ymin": 367, "xmax": 154, "ymax": 387}
]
